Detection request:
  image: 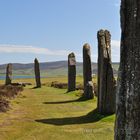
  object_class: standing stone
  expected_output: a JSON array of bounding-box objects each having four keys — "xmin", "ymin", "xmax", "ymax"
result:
[
  {"xmin": 68, "ymin": 52, "xmax": 76, "ymax": 92},
  {"xmin": 97, "ymin": 29, "xmax": 115, "ymax": 115},
  {"xmin": 5, "ymin": 63, "xmax": 12, "ymax": 85},
  {"xmin": 34, "ymin": 58, "xmax": 41, "ymax": 88},
  {"xmin": 83, "ymin": 43, "xmax": 94, "ymax": 99},
  {"xmin": 115, "ymin": 1, "xmax": 140, "ymax": 139}
]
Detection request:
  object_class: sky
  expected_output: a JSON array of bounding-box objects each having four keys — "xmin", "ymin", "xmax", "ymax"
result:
[{"xmin": 0, "ymin": 0, "xmax": 121, "ymax": 64}]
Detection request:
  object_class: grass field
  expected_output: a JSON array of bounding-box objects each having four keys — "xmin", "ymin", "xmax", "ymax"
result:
[{"xmin": 0, "ymin": 77, "xmax": 115, "ymax": 140}]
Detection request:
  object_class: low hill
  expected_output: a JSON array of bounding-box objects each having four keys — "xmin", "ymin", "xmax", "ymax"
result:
[{"xmin": 0, "ymin": 61, "xmax": 119, "ymax": 77}]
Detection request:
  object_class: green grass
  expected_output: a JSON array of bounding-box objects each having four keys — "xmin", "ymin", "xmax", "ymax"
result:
[{"xmin": 0, "ymin": 77, "xmax": 115, "ymax": 140}]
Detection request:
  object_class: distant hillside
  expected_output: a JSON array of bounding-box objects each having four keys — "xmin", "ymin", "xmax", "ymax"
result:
[{"xmin": 0, "ymin": 61, "xmax": 119, "ymax": 77}]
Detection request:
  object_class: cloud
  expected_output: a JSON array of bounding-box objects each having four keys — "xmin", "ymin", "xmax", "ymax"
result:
[
  {"xmin": 90, "ymin": 40, "xmax": 120, "ymax": 62},
  {"xmin": 0, "ymin": 44, "xmax": 70, "ymax": 56},
  {"xmin": 111, "ymin": 40, "xmax": 120, "ymax": 62},
  {"xmin": 111, "ymin": 40, "xmax": 120, "ymax": 48},
  {"xmin": 0, "ymin": 41, "xmax": 120, "ymax": 62},
  {"xmin": 71, "ymin": 40, "xmax": 120, "ymax": 62}
]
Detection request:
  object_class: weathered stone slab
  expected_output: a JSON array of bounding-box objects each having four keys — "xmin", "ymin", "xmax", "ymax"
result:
[
  {"xmin": 115, "ymin": 1, "xmax": 140, "ymax": 139},
  {"xmin": 34, "ymin": 58, "xmax": 41, "ymax": 88},
  {"xmin": 5, "ymin": 63, "xmax": 12, "ymax": 85},
  {"xmin": 97, "ymin": 29, "xmax": 115, "ymax": 115},
  {"xmin": 68, "ymin": 52, "xmax": 76, "ymax": 92},
  {"xmin": 83, "ymin": 43, "xmax": 94, "ymax": 99}
]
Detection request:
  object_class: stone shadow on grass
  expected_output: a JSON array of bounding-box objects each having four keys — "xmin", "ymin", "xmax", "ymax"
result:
[
  {"xmin": 35, "ymin": 109, "xmax": 112, "ymax": 126},
  {"xmin": 43, "ymin": 96, "xmax": 90, "ymax": 104},
  {"xmin": 31, "ymin": 86, "xmax": 41, "ymax": 89}
]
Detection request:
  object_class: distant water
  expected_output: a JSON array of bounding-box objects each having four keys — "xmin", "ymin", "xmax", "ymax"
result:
[{"xmin": 0, "ymin": 75, "xmax": 35, "ymax": 80}]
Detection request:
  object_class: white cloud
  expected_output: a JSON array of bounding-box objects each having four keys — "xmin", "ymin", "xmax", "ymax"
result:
[
  {"xmin": 66, "ymin": 40, "xmax": 120, "ymax": 62},
  {"xmin": 86, "ymin": 40, "xmax": 120, "ymax": 62},
  {"xmin": 0, "ymin": 41, "xmax": 120, "ymax": 62},
  {"xmin": 111, "ymin": 40, "xmax": 120, "ymax": 62},
  {"xmin": 0, "ymin": 44, "xmax": 70, "ymax": 56},
  {"xmin": 111, "ymin": 40, "xmax": 120, "ymax": 48}
]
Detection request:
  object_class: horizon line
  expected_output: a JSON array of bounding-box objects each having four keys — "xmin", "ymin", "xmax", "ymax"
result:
[{"xmin": 0, "ymin": 60, "xmax": 120, "ymax": 65}]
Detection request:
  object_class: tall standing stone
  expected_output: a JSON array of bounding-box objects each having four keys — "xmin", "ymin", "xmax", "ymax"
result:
[
  {"xmin": 68, "ymin": 52, "xmax": 76, "ymax": 92},
  {"xmin": 34, "ymin": 58, "xmax": 41, "ymax": 88},
  {"xmin": 115, "ymin": 1, "xmax": 140, "ymax": 139},
  {"xmin": 83, "ymin": 43, "xmax": 94, "ymax": 99},
  {"xmin": 5, "ymin": 63, "xmax": 12, "ymax": 85},
  {"xmin": 97, "ymin": 29, "xmax": 115, "ymax": 115}
]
